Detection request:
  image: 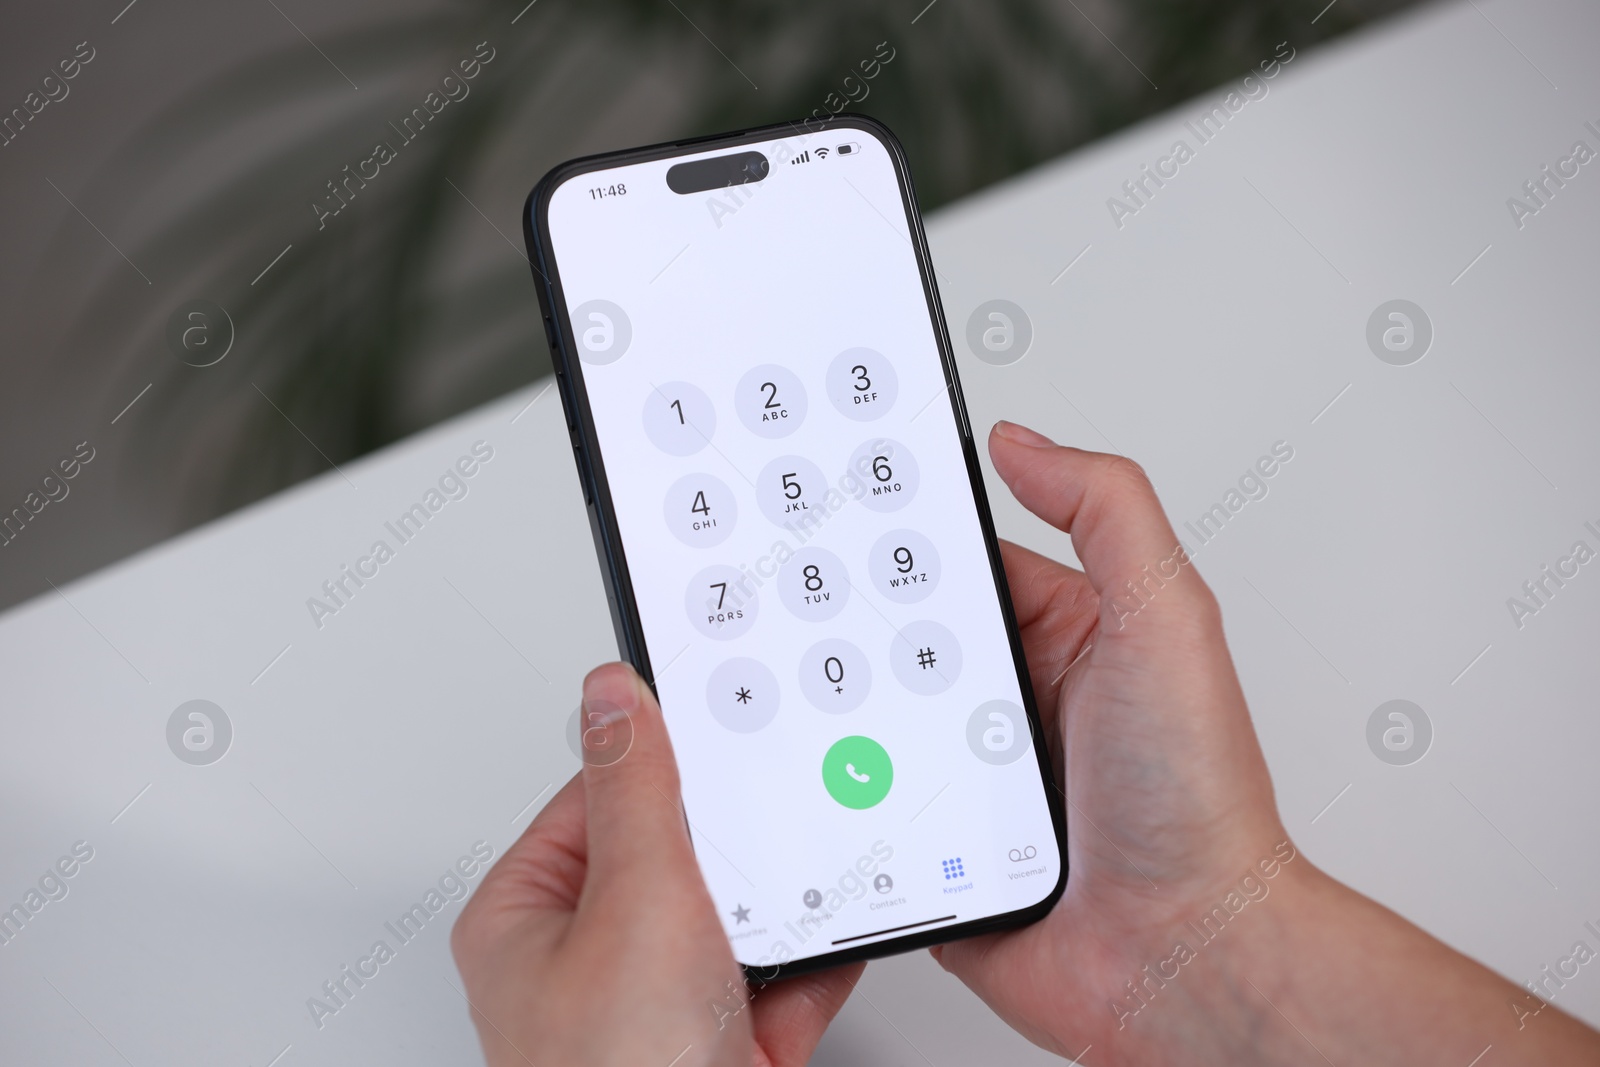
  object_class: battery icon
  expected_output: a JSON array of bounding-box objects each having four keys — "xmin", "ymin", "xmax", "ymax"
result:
[{"xmin": 836, "ymin": 143, "xmax": 860, "ymax": 156}]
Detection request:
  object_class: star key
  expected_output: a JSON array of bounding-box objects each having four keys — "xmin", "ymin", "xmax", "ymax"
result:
[{"xmin": 734, "ymin": 686, "xmax": 752, "ymax": 704}]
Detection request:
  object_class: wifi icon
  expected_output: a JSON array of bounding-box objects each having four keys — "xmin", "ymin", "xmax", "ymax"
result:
[{"xmin": 815, "ymin": 147, "xmax": 830, "ymax": 159}]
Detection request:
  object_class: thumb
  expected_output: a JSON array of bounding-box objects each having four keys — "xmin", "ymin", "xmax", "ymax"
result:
[
  {"xmin": 931, "ymin": 937, "xmax": 1074, "ymax": 1055},
  {"xmin": 577, "ymin": 662, "xmax": 699, "ymax": 891},
  {"xmin": 988, "ymin": 422, "xmax": 1216, "ymax": 635}
]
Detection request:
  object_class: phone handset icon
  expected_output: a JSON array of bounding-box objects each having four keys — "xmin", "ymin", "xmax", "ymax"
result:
[{"xmin": 824, "ymin": 735, "xmax": 892, "ymax": 810}]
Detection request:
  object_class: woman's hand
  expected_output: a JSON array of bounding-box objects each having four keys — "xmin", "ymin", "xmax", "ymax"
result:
[
  {"xmin": 932, "ymin": 421, "xmax": 1291, "ymax": 1060},
  {"xmin": 936, "ymin": 422, "xmax": 1600, "ymax": 1065},
  {"xmin": 451, "ymin": 663, "xmax": 863, "ymax": 1067},
  {"xmin": 452, "ymin": 420, "xmax": 1600, "ymax": 1067}
]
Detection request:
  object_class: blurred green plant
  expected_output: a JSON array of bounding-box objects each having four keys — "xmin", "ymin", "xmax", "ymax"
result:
[{"xmin": 66, "ymin": 0, "xmax": 1411, "ymax": 522}]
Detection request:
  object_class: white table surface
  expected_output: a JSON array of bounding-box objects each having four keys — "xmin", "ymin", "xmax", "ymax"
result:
[{"xmin": 4, "ymin": 1, "xmax": 1599, "ymax": 1062}]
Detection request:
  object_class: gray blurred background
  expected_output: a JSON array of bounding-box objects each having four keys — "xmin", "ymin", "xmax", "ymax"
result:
[{"xmin": 0, "ymin": 0, "xmax": 1420, "ymax": 611}]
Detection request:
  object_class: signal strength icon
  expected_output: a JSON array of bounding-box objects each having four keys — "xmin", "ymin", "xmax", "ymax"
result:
[
  {"xmin": 791, "ymin": 150, "xmax": 812, "ymax": 165},
  {"xmin": 815, "ymin": 147, "xmax": 830, "ymax": 159}
]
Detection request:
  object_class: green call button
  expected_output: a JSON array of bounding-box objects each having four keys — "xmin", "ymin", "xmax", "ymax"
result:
[{"xmin": 822, "ymin": 735, "xmax": 894, "ymax": 809}]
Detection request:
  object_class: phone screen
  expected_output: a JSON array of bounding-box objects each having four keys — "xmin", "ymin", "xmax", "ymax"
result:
[{"xmin": 538, "ymin": 121, "xmax": 1062, "ymax": 970}]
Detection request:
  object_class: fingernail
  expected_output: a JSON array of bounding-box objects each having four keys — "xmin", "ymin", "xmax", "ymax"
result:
[
  {"xmin": 578, "ymin": 666, "xmax": 640, "ymax": 766},
  {"xmin": 583, "ymin": 663, "xmax": 640, "ymax": 710},
  {"xmin": 993, "ymin": 421, "xmax": 1055, "ymax": 447}
]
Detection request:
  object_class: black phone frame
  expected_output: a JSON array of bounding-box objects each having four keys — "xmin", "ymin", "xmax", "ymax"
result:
[{"xmin": 522, "ymin": 113, "xmax": 1068, "ymax": 982}]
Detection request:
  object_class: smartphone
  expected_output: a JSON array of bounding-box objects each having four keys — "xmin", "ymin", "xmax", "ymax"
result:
[{"xmin": 524, "ymin": 115, "xmax": 1065, "ymax": 977}]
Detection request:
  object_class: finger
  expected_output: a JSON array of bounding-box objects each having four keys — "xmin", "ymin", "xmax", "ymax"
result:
[
  {"xmin": 477, "ymin": 774, "xmax": 588, "ymax": 911},
  {"xmin": 989, "ymin": 422, "xmax": 1212, "ymax": 623},
  {"xmin": 931, "ymin": 936, "xmax": 1078, "ymax": 1056},
  {"xmin": 578, "ymin": 662, "xmax": 699, "ymax": 891},
  {"xmin": 998, "ymin": 538, "xmax": 1090, "ymax": 631},
  {"xmin": 999, "ymin": 539, "xmax": 1098, "ymax": 715},
  {"xmin": 453, "ymin": 774, "xmax": 586, "ymax": 966},
  {"xmin": 748, "ymin": 962, "xmax": 866, "ymax": 1067}
]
